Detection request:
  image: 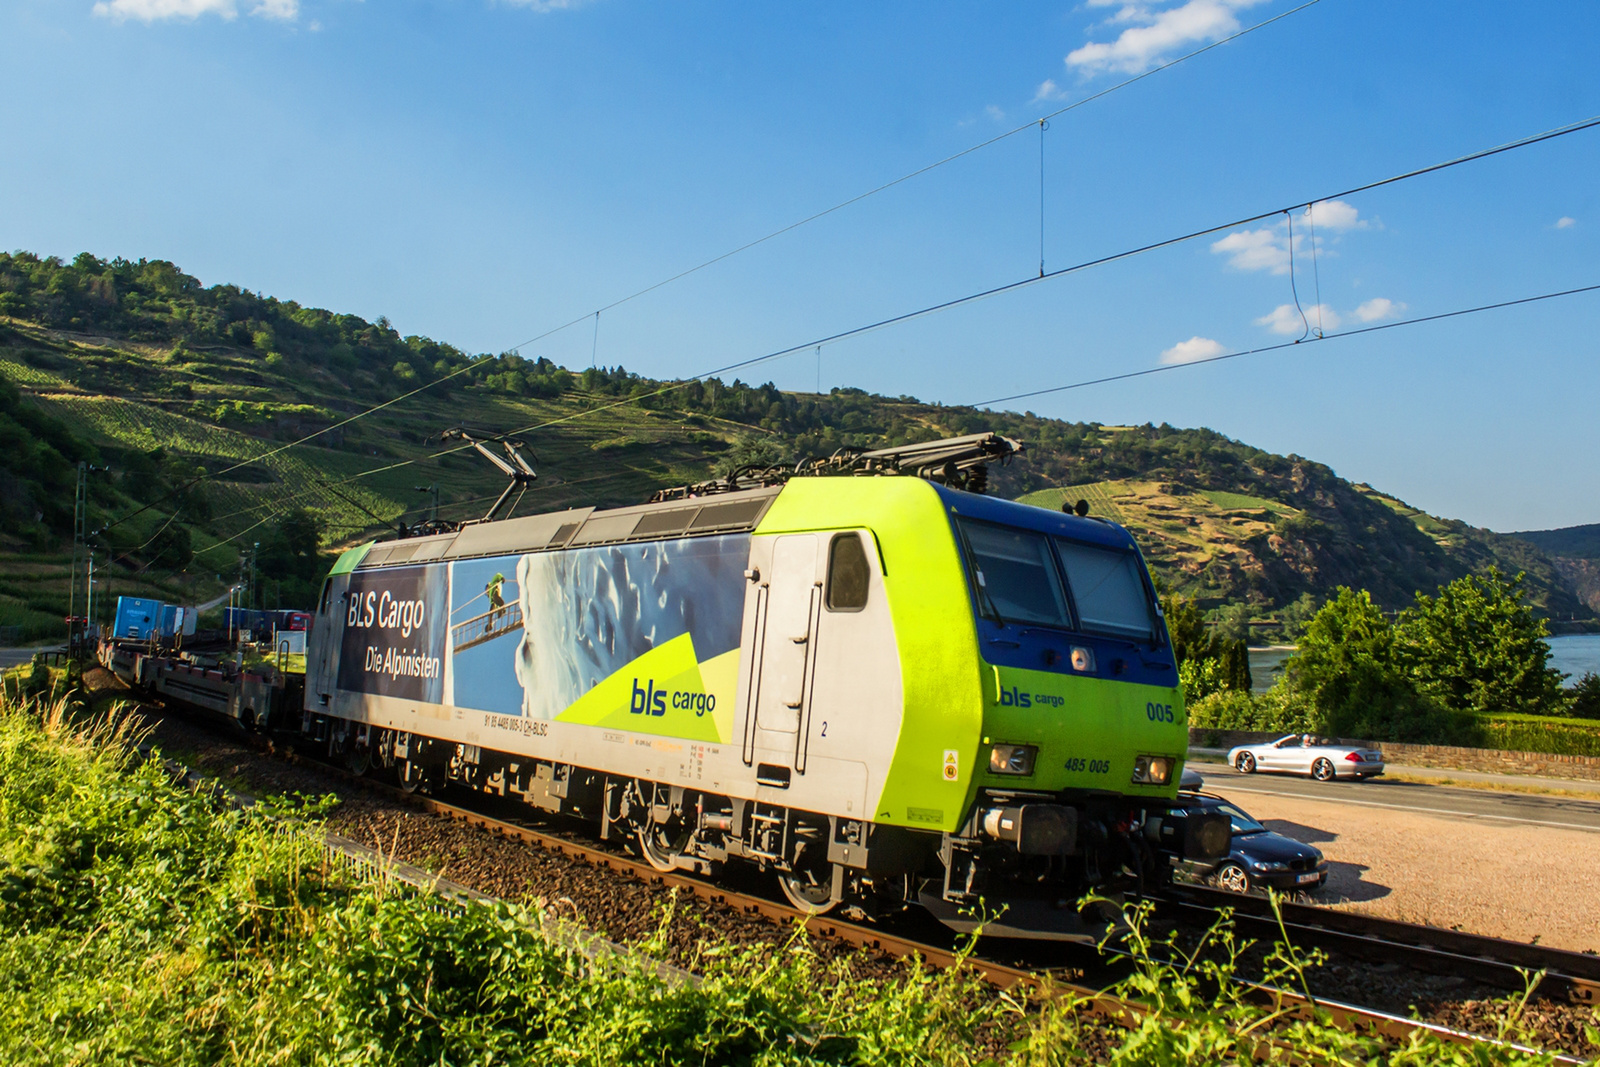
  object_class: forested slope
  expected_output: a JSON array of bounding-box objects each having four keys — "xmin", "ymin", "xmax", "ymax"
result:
[{"xmin": 0, "ymin": 249, "xmax": 1586, "ymax": 639}]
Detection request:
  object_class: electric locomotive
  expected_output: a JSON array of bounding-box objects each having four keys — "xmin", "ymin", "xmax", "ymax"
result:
[{"xmin": 301, "ymin": 433, "xmax": 1227, "ymax": 940}]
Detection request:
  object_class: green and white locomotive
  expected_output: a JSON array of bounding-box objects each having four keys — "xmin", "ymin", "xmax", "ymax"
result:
[{"xmin": 303, "ymin": 434, "xmax": 1227, "ymax": 939}]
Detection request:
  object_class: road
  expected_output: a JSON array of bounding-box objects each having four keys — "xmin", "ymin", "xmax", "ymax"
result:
[
  {"xmin": 0, "ymin": 646, "xmax": 59, "ymax": 671},
  {"xmin": 1186, "ymin": 758, "xmax": 1600, "ymax": 949},
  {"xmin": 1187, "ymin": 759, "xmax": 1600, "ymax": 833}
]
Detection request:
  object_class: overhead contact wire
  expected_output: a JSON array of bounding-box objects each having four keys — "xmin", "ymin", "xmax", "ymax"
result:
[
  {"xmin": 209, "ymin": 113, "xmax": 1600, "ymax": 542},
  {"xmin": 973, "ymin": 282, "xmax": 1600, "ymax": 407}
]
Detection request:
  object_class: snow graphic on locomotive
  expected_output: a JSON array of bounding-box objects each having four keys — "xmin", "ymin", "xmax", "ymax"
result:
[{"xmin": 444, "ymin": 534, "xmax": 749, "ymax": 721}]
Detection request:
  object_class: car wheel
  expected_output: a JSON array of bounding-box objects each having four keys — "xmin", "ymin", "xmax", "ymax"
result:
[
  {"xmin": 1235, "ymin": 752, "xmax": 1256, "ymax": 774},
  {"xmin": 1212, "ymin": 862, "xmax": 1250, "ymax": 894},
  {"xmin": 1311, "ymin": 758, "xmax": 1335, "ymax": 782}
]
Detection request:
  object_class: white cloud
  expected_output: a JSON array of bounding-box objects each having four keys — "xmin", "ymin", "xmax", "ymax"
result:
[
  {"xmin": 1304, "ymin": 199, "xmax": 1367, "ymax": 231},
  {"xmin": 1032, "ymin": 79, "xmax": 1063, "ymax": 104},
  {"xmin": 92, "ymin": 0, "xmax": 296, "ymax": 19},
  {"xmin": 1353, "ymin": 297, "xmax": 1405, "ymax": 323},
  {"xmin": 1067, "ymin": 0, "xmax": 1266, "ymax": 76},
  {"xmin": 1160, "ymin": 336, "xmax": 1227, "ymax": 365},
  {"xmin": 501, "ymin": 0, "xmax": 593, "ymax": 10},
  {"xmin": 1211, "ymin": 227, "xmax": 1289, "ymax": 274},
  {"xmin": 985, "ymin": 105, "xmax": 1006, "ymax": 123},
  {"xmin": 1211, "ymin": 201, "xmax": 1371, "ymax": 275},
  {"xmin": 1256, "ymin": 303, "xmax": 1340, "ymax": 335},
  {"xmin": 1556, "ymin": 216, "xmax": 1577, "ymax": 230}
]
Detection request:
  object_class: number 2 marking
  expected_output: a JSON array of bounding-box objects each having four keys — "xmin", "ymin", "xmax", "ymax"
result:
[{"xmin": 820, "ymin": 721, "xmax": 828, "ymax": 738}]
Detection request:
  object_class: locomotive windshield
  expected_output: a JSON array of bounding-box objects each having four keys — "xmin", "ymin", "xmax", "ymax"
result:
[
  {"xmin": 957, "ymin": 517, "xmax": 1159, "ymax": 642},
  {"xmin": 959, "ymin": 522, "xmax": 1071, "ymax": 627}
]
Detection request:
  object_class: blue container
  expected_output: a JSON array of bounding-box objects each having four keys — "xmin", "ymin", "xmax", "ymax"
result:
[
  {"xmin": 224, "ymin": 608, "xmax": 276, "ymax": 636},
  {"xmin": 113, "ymin": 596, "xmax": 164, "ymax": 640},
  {"xmin": 158, "ymin": 604, "xmax": 189, "ymax": 638}
]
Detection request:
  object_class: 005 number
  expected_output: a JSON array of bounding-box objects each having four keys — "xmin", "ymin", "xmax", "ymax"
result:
[{"xmin": 1146, "ymin": 702, "xmax": 1176, "ymax": 723}]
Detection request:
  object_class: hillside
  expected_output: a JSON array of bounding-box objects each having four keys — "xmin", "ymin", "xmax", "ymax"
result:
[
  {"xmin": 0, "ymin": 249, "xmax": 1589, "ymax": 640},
  {"xmin": 1511, "ymin": 524, "xmax": 1600, "ymax": 614}
]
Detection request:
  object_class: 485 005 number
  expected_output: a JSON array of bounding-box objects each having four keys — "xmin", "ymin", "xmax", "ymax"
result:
[{"xmin": 1063, "ymin": 758, "xmax": 1111, "ymax": 774}]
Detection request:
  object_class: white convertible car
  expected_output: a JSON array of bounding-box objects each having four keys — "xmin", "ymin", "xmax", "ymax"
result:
[{"xmin": 1227, "ymin": 734, "xmax": 1385, "ymax": 781}]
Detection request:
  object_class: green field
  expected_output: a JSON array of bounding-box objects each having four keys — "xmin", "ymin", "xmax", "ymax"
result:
[{"xmin": 1015, "ymin": 481, "xmax": 1129, "ymax": 523}]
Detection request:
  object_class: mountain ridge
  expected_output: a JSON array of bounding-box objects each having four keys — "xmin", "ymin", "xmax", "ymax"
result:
[{"xmin": 0, "ymin": 249, "xmax": 1589, "ymax": 639}]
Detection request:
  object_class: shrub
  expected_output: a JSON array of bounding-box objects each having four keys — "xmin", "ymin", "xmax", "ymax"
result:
[
  {"xmin": 1479, "ymin": 713, "xmax": 1600, "ymax": 758},
  {"xmin": 1186, "ymin": 685, "xmax": 1315, "ymax": 734},
  {"xmin": 1568, "ymin": 672, "xmax": 1600, "ymax": 720}
]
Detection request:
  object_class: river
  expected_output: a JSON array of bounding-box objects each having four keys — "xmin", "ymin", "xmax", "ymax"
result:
[
  {"xmin": 1548, "ymin": 632, "xmax": 1600, "ymax": 684},
  {"xmin": 1247, "ymin": 632, "xmax": 1600, "ymax": 692}
]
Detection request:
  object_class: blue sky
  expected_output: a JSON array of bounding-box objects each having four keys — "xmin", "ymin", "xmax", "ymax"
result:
[{"xmin": 3, "ymin": 0, "xmax": 1597, "ymax": 532}]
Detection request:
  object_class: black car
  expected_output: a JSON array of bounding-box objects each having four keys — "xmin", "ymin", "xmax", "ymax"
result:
[{"xmin": 1174, "ymin": 791, "xmax": 1328, "ymax": 893}]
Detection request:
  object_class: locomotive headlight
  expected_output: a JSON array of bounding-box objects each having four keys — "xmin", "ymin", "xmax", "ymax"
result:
[
  {"xmin": 1132, "ymin": 755, "xmax": 1175, "ymax": 785},
  {"xmin": 989, "ymin": 744, "xmax": 1037, "ymax": 776},
  {"xmin": 1070, "ymin": 646, "xmax": 1095, "ymax": 672}
]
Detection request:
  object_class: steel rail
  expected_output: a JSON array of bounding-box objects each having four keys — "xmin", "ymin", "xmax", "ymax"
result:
[
  {"xmin": 117, "ymin": 678, "xmax": 1586, "ymax": 1058},
  {"xmin": 1161, "ymin": 883, "xmax": 1600, "ymax": 1006},
  {"xmin": 256, "ymin": 740, "xmax": 1563, "ymax": 1055}
]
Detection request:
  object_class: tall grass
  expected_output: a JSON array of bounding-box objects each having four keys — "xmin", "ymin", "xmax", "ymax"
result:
[{"xmin": 0, "ymin": 688, "xmax": 1589, "ymax": 1066}]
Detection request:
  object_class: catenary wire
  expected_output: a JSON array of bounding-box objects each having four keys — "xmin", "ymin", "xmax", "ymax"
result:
[
  {"xmin": 499, "ymin": 0, "xmax": 1327, "ymax": 354},
  {"xmin": 98, "ymin": 1, "xmax": 1322, "ymax": 538},
  {"xmin": 972, "ymin": 282, "xmax": 1600, "ymax": 407},
  {"xmin": 199, "ymin": 114, "xmax": 1600, "ymax": 543}
]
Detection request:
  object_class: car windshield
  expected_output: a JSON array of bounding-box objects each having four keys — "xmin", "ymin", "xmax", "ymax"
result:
[
  {"xmin": 957, "ymin": 517, "xmax": 1160, "ymax": 641},
  {"xmin": 1216, "ymin": 802, "xmax": 1264, "ymax": 835}
]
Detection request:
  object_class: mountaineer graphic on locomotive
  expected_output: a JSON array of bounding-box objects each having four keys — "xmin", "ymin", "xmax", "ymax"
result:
[{"xmin": 297, "ymin": 432, "xmax": 1227, "ymax": 940}]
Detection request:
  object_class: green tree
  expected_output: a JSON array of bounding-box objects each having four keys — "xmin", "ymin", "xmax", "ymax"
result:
[
  {"xmin": 1279, "ymin": 592, "xmax": 1319, "ymax": 640},
  {"xmin": 1394, "ymin": 568, "xmax": 1565, "ymax": 717},
  {"xmin": 1569, "ymin": 672, "xmax": 1600, "ymax": 720},
  {"xmin": 146, "ymin": 522, "xmax": 193, "ymax": 570},
  {"xmin": 1164, "ymin": 594, "xmax": 1250, "ymax": 701},
  {"xmin": 1286, "ymin": 587, "xmax": 1459, "ymax": 742},
  {"xmin": 256, "ymin": 508, "xmax": 328, "ymax": 607},
  {"xmin": 712, "ymin": 434, "xmax": 790, "ymax": 479}
]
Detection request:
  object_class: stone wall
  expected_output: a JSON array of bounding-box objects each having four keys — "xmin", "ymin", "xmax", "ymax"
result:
[{"xmin": 1188, "ymin": 728, "xmax": 1600, "ymax": 783}]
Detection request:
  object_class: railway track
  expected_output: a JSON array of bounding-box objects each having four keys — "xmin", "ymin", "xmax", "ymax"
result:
[
  {"xmin": 191, "ymin": 716, "xmax": 1586, "ymax": 1059},
  {"xmin": 1159, "ymin": 883, "xmax": 1600, "ymax": 1008},
  {"xmin": 105, "ymin": 658, "xmax": 1593, "ymax": 1060}
]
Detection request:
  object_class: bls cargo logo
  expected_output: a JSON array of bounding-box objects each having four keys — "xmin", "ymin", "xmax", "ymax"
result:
[
  {"xmin": 998, "ymin": 686, "xmax": 1032, "ymax": 708},
  {"xmin": 631, "ymin": 679, "xmax": 718, "ymax": 718},
  {"xmin": 996, "ymin": 686, "xmax": 1065, "ymax": 709},
  {"xmin": 338, "ymin": 565, "xmax": 446, "ymax": 704}
]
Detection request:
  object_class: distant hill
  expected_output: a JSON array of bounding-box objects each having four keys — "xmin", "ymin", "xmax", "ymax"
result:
[
  {"xmin": 1512, "ymin": 524, "xmax": 1600, "ymax": 560},
  {"xmin": 1510, "ymin": 524, "xmax": 1600, "ymax": 614},
  {"xmin": 0, "ymin": 249, "xmax": 1590, "ymax": 639}
]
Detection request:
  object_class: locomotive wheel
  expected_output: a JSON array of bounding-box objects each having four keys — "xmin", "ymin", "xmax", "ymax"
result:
[
  {"xmin": 346, "ymin": 726, "xmax": 373, "ymax": 776},
  {"xmin": 778, "ymin": 866, "xmax": 839, "ymax": 915},
  {"xmin": 329, "ymin": 719, "xmax": 354, "ymax": 763},
  {"xmin": 636, "ymin": 817, "xmax": 692, "ymax": 872}
]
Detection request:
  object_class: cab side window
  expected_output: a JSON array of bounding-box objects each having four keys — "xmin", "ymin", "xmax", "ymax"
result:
[{"xmin": 825, "ymin": 533, "xmax": 870, "ymax": 611}]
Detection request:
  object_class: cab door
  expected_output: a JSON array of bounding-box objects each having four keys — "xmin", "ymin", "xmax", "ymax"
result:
[
  {"xmin": 308, "ymin": 574, "xmax": 343, "ymax": 708},
  {"xmin": 742, "ymin": 534, "xmax": 822, "ymax": 774}
]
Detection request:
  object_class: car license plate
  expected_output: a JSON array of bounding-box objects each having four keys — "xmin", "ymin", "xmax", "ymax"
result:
[{"xmin": 1295, "ymin": 873, "xmax": 1319, "ymax": 884}]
